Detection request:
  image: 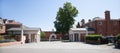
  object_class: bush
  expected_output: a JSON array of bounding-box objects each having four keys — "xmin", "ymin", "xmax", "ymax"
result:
[
  {"xmin": 40, "ymin": 32, "xmax": 46, "ymax": 38},
  {"xmin": 86, "ymin": 34, "xmax": 102, "ymax": 41},
  {"xmin": 116, "ymin": 34, "xmax": 120, "ymax": 40},
  {"xmin": 86, "ymin": 34, "xmax": 102, "ymax": 44},
  {"xmin": 0, "ymin": 36, "xmax": 4, "ymax": 40}
]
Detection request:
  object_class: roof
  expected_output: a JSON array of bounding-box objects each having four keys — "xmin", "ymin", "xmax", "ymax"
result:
[
  {"xmin": 7, "ymin": 27, "xmax": 40, "ymax": 31},
  {"xmin": 93, "ymin": 17, "xmax": 104, "ymax": 21},
  {"xmin": 70, "ymin": 28, "xmax": 87, "ymax": 31}
]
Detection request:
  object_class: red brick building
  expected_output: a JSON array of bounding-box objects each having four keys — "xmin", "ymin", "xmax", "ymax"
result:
[
  {"xmin": 0, "ymin": 18, "xmax": 22, "ymax": 35},
  {"xmin": 82, "ymin": 11, "xmax": 120, "ymax": 36},
  {"xmin": 0, "ymin": 17, "xmax": 41, "ymax": 43}
]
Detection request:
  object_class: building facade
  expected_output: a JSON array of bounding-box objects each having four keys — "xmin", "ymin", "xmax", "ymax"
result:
[
  {"xmin": 69, "ymin": 28, "xmax": 87, "ymax": 42},
  {"xmin": 0, "ymin": 18, "xmax": 6, "ymax": 34},
  {"xmin": 0, "ymin": 18, "xmax": 22, "ymax": 35},
  {"xmin": 0, "ymin": 17, "xmax": 41, "ymax": 43},
  {"xmin": 82, "ymin": 11, "xmax": 120, "ymax": 36},
  {"xmin": 42, "ymin": 31, "xmax": 62, "ymax": 41}
]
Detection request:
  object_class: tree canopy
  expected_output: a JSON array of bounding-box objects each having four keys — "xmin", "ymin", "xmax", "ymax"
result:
[{"xmin": 54, "ymin": 2, "xmax": 78, "ymax": 36}]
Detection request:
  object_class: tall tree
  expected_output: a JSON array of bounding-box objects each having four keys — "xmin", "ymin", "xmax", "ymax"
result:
[
  {"xmin": 54, "ymin": 2, "xmax": 78, "ymax": 40},
  {"xmin": 76, "ymin": 22, "xmax": 81, "ymax": 28}
]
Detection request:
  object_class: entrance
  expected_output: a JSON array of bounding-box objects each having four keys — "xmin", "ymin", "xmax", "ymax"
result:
[
  {"xmin": 74, "ymin": 33, "xmax": 79, "ymax": 42},
  {"xmin": 49, "ymin": 33, "xmax": 57, "ymax": 41}
]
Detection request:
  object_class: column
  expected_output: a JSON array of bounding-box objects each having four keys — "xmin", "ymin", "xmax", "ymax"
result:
[
  {"xmin": 70, "ymin": 34, "xmax": 72, "ymax": 41},
  {"xmin": 69, "ymin": 34, "xmax": 70, "ymax": 41},
  {"xmin": 78, "ymin": 33, "xmax": 80, "ymax": 42},
  {"xmin": 73, "ymin": 33, "xmax": 74, "ymax": 42},
  {"xmin": 36, "ymin": 34, "xmax": 40, "ymax": 43},
  {"xmin": 29, "ymin": 34, "xmax": 31, "ymax": 43},
  {"xmin": 21, "ymin": 26, "xmax": 24, "ymax": 44},
  {"xmin": 34, "ymin": 34, "xmax": 37, "ymax": 42}
]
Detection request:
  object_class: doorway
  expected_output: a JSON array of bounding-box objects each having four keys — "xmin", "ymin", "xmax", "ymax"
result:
[{"xmin": 74, "ymin": 33, "xmax": 79, "ymax": 42}]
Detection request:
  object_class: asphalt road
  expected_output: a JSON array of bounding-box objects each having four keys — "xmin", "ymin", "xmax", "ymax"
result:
[{"xmin": 0, "ymin": 41, "xmax": 120, "ymax": 53}]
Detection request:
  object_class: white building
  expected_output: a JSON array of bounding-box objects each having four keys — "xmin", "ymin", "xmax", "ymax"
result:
[
  {"xmin": 7, "ymin": 26, "xmax": 41, "ymax": 43},
  {"xmin": 69, "ymin": 28, "xmax": 87, "ymax": 42}
]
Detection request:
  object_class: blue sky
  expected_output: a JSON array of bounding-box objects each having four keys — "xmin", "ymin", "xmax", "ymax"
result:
[{"xmin": 0, "ymin": 0, "xmax": 120, "ymax": 31}]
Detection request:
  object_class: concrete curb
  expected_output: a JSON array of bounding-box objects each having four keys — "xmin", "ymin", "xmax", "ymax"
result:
[{"xmin": 0, "ymin": 41, "xmax": 21, "ymax": 47}]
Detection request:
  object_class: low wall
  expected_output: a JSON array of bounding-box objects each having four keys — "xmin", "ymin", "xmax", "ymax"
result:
[{"xmin": 0, "ymin": 41, "xmax": 21, "ymax": 47}]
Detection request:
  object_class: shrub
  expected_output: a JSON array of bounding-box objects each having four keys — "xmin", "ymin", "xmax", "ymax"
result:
[
  {"xmin": 86, "ymin": 34, "xmax": 102, "ymax": 41},
  {"xmin": 40, "ymin": 32, "xmax": 46, "ymax": 38},
  {"xmin": 0, "ymin": 35, "xmax": 4, "ymax": 40},
  {"xmin": 86, "ymin": 34, "xmax": 102, "ymax": 44},
  {"xmin": 116, "ymin": 34, "xmax": 120, "ymax": 40}
]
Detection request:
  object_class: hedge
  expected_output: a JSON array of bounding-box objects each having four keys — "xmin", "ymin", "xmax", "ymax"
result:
[{"xmin": 86, "ymin": 34, "xmax": 102, "ymax": 41}]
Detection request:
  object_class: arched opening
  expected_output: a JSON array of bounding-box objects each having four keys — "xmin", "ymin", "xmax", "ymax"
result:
[{"xmin": 49, "ymin": 33, "xmax": 57, "ymax": 41}]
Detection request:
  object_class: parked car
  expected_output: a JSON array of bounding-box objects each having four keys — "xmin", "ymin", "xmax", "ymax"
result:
[
  {"xmin": 114, "ymin": 39, "xmax": 120, "ymax": 48},
  {"xmin": 114, "ymin": 34, "xmax": 120, "ymax": 48}
]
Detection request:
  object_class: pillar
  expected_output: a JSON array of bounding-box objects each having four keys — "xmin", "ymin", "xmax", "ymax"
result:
[
  {"xmin": 28, "ymin": 34, "xmax": 31, "ymax": 43},
  {"xmin": 21, "ymin": 26, "xmax": 25, "ymax": 44},
  {"xmin": 36, "ymin": 34, "xmax": 40, "ymax": 43},
  {"xmin": 73, "ymin": 34, "xmax": 74, "ymax": 42},
  {"xmin": 78, "ymin": 33, "xmax": 80, "ymax": 42},
  {"xmin": 69, "ymin": 34, "xmax": 71, "ymax": 41}
]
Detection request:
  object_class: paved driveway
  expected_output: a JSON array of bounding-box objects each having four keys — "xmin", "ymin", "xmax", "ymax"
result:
[{"xmin": 0, "ymin": 41, "xmax": 120, "ymax": 53}]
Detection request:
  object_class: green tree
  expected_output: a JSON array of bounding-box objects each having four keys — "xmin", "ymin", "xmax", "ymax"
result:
[
  {"xmin": 54, "ymin": 2, "xmax": 78, "ymax": 40},
  {"xmin": 40, "ymin": 32, "xmax": 45, "ymax": 38}
]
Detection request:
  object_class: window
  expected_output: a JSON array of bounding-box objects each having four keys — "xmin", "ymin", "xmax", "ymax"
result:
[
  {"xmin": 98, "ymin": 22, "xmax": 102, "ymax": 25},
  {"xmin": 113, "ymin": 28, "xmax": 117, "ymax": 32},
  {"xmin": 98, "ymin": 29, "xmax": 102, "ymax": 33},
  {"xmin": 89, "ymin": 23, "xmax": 92, "ymax": 27},
  {"xmin": 114, "ymin": 21, "xmax": 118, "ymax": 25}
]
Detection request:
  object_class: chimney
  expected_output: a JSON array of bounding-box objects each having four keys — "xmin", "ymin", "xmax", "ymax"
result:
[
  {"xmin": 105, "ymin": 10, "xmax": 110, "ymax": 21},
  {"xmin": 81, "ymin": 19, "xmax": 85, "ymax": 28}
]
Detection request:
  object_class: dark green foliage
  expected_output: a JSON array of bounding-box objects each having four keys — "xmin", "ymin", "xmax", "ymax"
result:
[
  {"xmin": 116, "ymin": 34, "xmax": 120, "ymax": 39},
  {"xmin": 54, "ymin": 2, "xmax": 78, "ymax": 34},
  {"xmin": 86, "ymin": 34, "xmax": 102, "ymax": 41}
]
